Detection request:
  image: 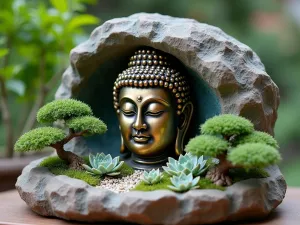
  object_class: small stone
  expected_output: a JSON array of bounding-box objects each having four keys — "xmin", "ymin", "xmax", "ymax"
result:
[{"xmin": 96, "ymin": 170, "xmax": 144, "ymax": 193}]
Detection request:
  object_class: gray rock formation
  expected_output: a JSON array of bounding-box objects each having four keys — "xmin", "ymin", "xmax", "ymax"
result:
[
  {"xmin": 17, "ymin": 13, "xmax": 284, "ymax": 224},
  {"xmin": 55, "ymin": 13, "xmax": 280, "ymax": 156},
  {"xmin": 16, "ymin": 159, "xmax": 286, "ymax": 225},
  {"xmin": 64, "ymin": 137, "xmax": 90, "ymax": 156}
]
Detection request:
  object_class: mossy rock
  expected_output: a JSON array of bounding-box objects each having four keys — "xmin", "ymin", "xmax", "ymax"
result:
[
  {"xmin": 39, "ymin": 156, "xmax": 134, "ymax": 186},
  {"xmin": 39, "ymin": 156, "xmax": 100, "ymax": 186},
  {"xmin": 17, "ymin": 157, "xmax": 286, "ymax": 225}
]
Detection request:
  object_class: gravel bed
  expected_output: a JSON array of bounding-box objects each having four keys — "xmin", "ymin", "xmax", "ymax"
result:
[{"xmin": 96, "ymin": 170, "xmax": 144, "ymax": 193}]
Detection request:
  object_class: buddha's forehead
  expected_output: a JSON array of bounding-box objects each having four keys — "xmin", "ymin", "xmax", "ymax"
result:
[{"xmin": 119, "ymin": 87, "xmax": 172, "ymax": 104}]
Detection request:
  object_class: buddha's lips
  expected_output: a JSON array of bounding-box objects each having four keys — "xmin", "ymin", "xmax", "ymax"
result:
[{"xmin": 132, "ymin": 135, "xmax": 151, "ymax": 143}]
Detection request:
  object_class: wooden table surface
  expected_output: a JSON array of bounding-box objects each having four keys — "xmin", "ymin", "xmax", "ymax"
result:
[{"xmin": 0, "ymin": 188, "xmax": 299, "ymax": 225}]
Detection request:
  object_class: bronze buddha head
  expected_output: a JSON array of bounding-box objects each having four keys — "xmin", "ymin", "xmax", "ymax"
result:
[{"xmin": 113, "ymin": 48, "xmax": 193, "ymax": 168}]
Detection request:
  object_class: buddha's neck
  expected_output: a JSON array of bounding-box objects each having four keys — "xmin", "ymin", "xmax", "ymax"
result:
[{"xmin": 122, "ymin": 150, "xmax": 175, "ymax": 170}]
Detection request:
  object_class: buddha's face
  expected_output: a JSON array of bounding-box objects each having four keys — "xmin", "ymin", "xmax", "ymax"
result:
[{"xmin": 118, "ymin": 87, "xmax": 177, "ymax": 157}]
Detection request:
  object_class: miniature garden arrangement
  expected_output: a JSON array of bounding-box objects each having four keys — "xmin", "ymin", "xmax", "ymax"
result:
[
  {"xmin": 15, "ymin": 13, "xmax": 286, "ymax": 225},
  {"xmin": 15, "ymin": 100, "xmax": 281, "ymax": 193}
]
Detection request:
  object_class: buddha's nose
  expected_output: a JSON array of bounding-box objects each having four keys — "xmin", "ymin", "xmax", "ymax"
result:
[{"xmin": 132, "ymin": 113, "xmax": 147, "ymax": 130}]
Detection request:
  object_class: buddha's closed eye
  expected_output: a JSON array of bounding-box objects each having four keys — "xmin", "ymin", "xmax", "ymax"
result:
[
  {"xmin": 121, "ymin": 109, "xmax": 135, "ymax": 117},
  {"xmin": 145, "ymin": 111, "xmax": 164, "ymax": 117},
  {"xmin": 121, "ymin": 109, "xmax": 164, "ymax": 117}
]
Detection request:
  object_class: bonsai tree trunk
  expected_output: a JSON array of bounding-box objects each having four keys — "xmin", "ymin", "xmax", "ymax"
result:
[
  {"xmin": 206, "ymin": 153, "xmax": 234, "ymax": 186},
  {"xmin": 206, "ymin": 135, "xmax": 239, "ymax": 186},
  {"xmin": 51, "ymin": 142, "xmax": 85, "ymax": 170},
  {"xmin": 51, "ymin": 129, "xmax": 87, "ymax": 170}
]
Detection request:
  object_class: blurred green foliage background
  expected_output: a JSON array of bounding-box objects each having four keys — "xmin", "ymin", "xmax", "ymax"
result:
[{"xmin": 0, "ymin": 0, "xmax": 299, "ymax": 186}]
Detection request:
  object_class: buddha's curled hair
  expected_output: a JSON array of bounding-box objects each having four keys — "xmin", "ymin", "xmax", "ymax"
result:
[{"xmin": 113, "ymin": 48, "xmax": 191, "ymax": 115}]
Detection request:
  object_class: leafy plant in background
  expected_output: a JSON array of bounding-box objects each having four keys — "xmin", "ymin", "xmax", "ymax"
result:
[
  {"xmin": 185, "ymin": 114, "xmax": 281, "ymax": 186},
  {"xmin": 83, "ymin": 153, "xmax": 124, "ymax": 176},
  {"xmin": 168, "ymin": 173, "xmax": 200, "ymax": 192},
  {"xmin": 14, "ymin": 99, "xmax": 107, "ymax": 169},
  {"xmin": 0, "ymin": 0, "xmax": 99, "ymax": 157},
  {"xmin": 163, "ymin": 153, "xmax": 208, "ymax": 177},
  {"xmin": 142, "ymin": 169, "xmax": 164, "ymax": 185}
]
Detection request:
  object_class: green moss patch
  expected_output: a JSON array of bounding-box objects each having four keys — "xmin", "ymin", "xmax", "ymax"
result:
[
  {"xmin": 132, "ymin": 167, "xmax": 268, "ymax": 192},
  {"xmin": 39, "ymin": 156, "xmax": 100, "ymax": 186},
  {"xmin": 132, "ymin": 172, "xmax": 225, "ymax": 192},
  {"xmin": 119, "ymin": 163, "xmax": 135, "ymax": 177},
  {"xmin": 198, "ymin": 178, "xmax": 225, "ymax": 191},
  {"xmin": 229, "ymin": 167, "xmax": 269, "ymax": 183},
  {"xmin": 39, "ymin": 156, "xmax": 268, "ymax": 191},
  {"xmin": 39, "ymin": 156, "xmax": 135, "ymax": 186},
  {"xmin": 132, "ymin": 172, "xmax": 172, "ymax": 191},
  {"xmin": 49, "ymin": 167, "xmax": 101, "ymax": 186}
]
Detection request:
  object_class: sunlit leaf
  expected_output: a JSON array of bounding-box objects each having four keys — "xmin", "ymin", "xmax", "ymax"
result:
[
  {"xmin": 50, "ymin": 0, "xmax": 68, "ymax": 13},
  {"xmin": 67, "ymin": 14, "xmax": 99, "ymax": 31},
  {"xmin": 0, "ymin": 64, "xmax": 23, "ymax": 79},
  {"xmin": 6, "ymin": 79, "xmax": 25, "ymax": 96},
  {"xmin": 12, "ymin": 64, "xmax": 23, "ymax": 76},
  {"xmin": 0, "ymin": 48, "xmax": 9, "ymax": 58}
]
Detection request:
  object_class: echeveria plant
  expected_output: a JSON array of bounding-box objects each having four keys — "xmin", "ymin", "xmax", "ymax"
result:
[
  {"xmin": 168, "ymin": 173, "xmax": 200, "ymax": 192},
  {"xmin": 142, "ymin": 169, "xmax": 164, "ymax": 185},
  {"xmin": 83, "ymin": 153, "xmax": 124, "ymax": 176},
  {"xmin": 163, "ymin": 153, "xmax": 208, "ymax": 177}
]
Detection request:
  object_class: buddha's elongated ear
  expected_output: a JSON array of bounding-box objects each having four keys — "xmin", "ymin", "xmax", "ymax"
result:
[
  {"xmin": 175, "ymin": 102, "xmax": 193, "ymax": 156},
  {"xmin": 119, "ymin": 126, "xmax": 127, "ymax": 153}
]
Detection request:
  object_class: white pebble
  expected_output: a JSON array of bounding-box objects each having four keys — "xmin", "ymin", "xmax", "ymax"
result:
[{"xmin": 96, "ymin": 170, "xmax": 144, "ymax": 193}]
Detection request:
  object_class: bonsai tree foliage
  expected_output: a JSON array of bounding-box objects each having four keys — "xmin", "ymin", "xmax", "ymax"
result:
[
  {"xmin": 185, "ymin": 114, "xmax": 281, "ymax": 186},
  {"xmin": 14, "ymin": 99, "xmax": 107, "ymax": 169}
]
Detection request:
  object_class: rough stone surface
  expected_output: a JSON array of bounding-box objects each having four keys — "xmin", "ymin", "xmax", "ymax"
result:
[
  {"xmin": 64, "ymin": 137, "xmax": 90, "ymax": 156},
  {"xmin": 16, "ymin": 159, "xmax": 286, "ymax": 225},
  {"xmin": 56, "ymin": 13, "xmax": 279, "ymax": 136}
]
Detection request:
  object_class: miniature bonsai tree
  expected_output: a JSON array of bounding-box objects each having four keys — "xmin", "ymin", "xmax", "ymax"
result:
[
  {"xmin": 14, "ymin": 99, "xmax": 107, "ymax": 169},
  {"xmin": 185, "ymin": 114, "xmax": 281, "ymax": 186}
]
